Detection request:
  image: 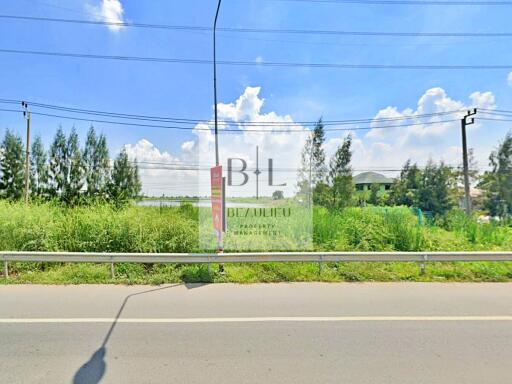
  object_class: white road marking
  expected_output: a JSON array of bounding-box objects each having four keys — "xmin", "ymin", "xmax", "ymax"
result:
[{"xmin": 1, "ymin": 316, "xmax": 512, "ymax": 323}]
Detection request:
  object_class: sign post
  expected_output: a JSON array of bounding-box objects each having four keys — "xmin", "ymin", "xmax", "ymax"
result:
[{"xmin": 210, "ymin": 166, "xmax": 224, "ymax": 249}]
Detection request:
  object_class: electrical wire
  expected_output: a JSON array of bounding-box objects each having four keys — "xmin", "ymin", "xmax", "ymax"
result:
[
  {"xmin": 269, "ymin": 0, "xmax": 512, "ymax": 5},
  {"xmin": 1, "ymin": 48, "xmax": 511, "ymax": 70},
  {"xmin": 0, "ymin": 108, "xmax": 463, "ymax": 133},
  {"xmin": 2, "ymin": 15, "xmax": 512, "ymax": 37},
  {"xmin": 0, "ymin": 98, "xmax": 467, "ymax": 126}
]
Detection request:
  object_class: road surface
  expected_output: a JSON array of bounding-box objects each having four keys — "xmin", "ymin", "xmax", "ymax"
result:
[{"xmin": 1, "ymin": 283, "xmax": 511, "ymax": 383}]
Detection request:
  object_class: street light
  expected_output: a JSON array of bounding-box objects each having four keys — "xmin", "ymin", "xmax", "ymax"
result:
[{"xmin": 213, "ymin": 0, "xmax": 222, "ymax": 166}]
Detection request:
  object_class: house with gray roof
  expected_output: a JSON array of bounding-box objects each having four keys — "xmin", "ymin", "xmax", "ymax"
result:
[{"xmin": 353, "ymin": 172, "xmax": 393, "ymax": 193}]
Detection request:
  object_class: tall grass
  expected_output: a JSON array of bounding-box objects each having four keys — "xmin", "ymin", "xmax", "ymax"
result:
[
  {"xmin": 1, "ymin": 201, "xmax": 511, "ymax": 283},
  {"xmin": 439, "ymin": 210, "xmax": 512, "ymax": 248},
  {"xmin": 0, "ymin": 201, "xmax": 198, "ymax": 252},
  {"xmin": 314, "ymin": 206, "xmax": 426, "ymax": 251},
  {"xmin": 1, "ymin": 201, "xmax": 511, "ymax": 253}
]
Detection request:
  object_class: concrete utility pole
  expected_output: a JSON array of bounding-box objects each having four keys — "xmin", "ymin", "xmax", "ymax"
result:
[
  {"xmin": 22, "ymin": 101, "xmax": 31, "ymax": 204},
  {"xmin": 461, "ymin": 108, "xmax": 477, "ymax": 216},
  {"xmin": 213, "ymin": 0, "xmax": 226, "ymax": 274},
  {"xmin": 213, "ymin": 0, "xmax": 222, "ymax": 166}
]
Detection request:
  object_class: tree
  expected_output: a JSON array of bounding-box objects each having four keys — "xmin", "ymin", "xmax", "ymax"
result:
[
  {"xmin": 64, "ymin": 128, "xmax": 85, "ymax": 204},
  {"xmin": 83, "ymin": 126, "xmax": 110, "ymax": 197},
  {"xmin": 481, "ymin": 132, "xmax": 512, "ymax": 218},
  {"xmin": 312, "ymin": 181, "xmax": 331, "ymax": 207},
  {"xmin": 389, "ymin": 160, "xmax": 420, "ymax": 206},
  {"xmin": 272, "ymin": 190, "xmax": 284, "ymax": 200},
  {"xmin": 415, "ymin": 161, "xmax": 453, "ymax": 216},
  {"xmin": 48, "ymin": 127, "xmax": 68, "ymax": 197},
  {"xmin": 108, "ymin": 148, "xmax": 141, "ymax": 205},
  {"xmin": 329, "ymin": 135, "xmax": 353, "ymax": 209},
  {"xmin": 311, "ymin": 118, "xmax": 327, "ymax": 184},
  {"xmin": 297, "ymin": 133, "xmax": 313, "ymax": 196},
  {"xmin": 30, "ymin": 136, "xmax": 48, "ymax": 197},
  {"xmin": 0, "ymin": 130, "xmax": 25, "ymax": 199},
  {"xmin": 297, "ymin": 118, "xmax": 327, "ymax": 196},
  {"xmin": 368, "ymin": 183, "xmax": 380, "ymax": 205}
]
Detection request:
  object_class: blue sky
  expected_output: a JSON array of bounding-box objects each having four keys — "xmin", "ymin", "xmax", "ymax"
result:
[{"xmin": 0, "ymin": 0, "xmax": 511, "ymax": 195}]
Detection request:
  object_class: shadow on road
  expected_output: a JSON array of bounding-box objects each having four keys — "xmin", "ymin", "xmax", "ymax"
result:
[
  {"xmin": 185, "ymin": 283, "xmax": 211, "ymax": 290},
  {"xmin": 72, "ymin": 284, "xmax": 182, "ymax": 384}
]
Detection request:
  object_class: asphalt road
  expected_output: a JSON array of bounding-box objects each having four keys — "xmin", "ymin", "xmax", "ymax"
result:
[{"xmin": 1, "ymin": 283, "xmax": 511, "ymax": 384}]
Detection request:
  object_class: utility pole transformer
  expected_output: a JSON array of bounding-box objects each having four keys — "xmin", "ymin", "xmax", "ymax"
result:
[
  {"xmin": 22, "ymin": 101, "xmax": 31, "ymax": 204},
  {"xmin": 461, "ymin": 108, "xmax": 477, "ymax": 216}
]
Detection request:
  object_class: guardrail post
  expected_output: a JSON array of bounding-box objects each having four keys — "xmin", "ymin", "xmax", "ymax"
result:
[
  {"xmin": 319, "ymin": 255, "xmax": 324, "ymax": 276},
  {"xmin": 208, "ymin": 255, "xmax": 212, "ymax": 275},
  {"xmin": 110, "ymin": 258, "xmax": 115, "ymax": 279},
  {"xmin": 419, "ymin": 255, "xmax": 427, "ymax": 275},
  {"xmin": 3, "ymin": 260, "xmax": 8, "ymax": 279}
]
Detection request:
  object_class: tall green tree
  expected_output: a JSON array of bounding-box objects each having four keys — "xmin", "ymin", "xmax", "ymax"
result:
[
  {"xmin": 368, "ymin": 183, "xmax": 380, "ymax": 205},
  {"xmin": 329, "ymin": 134, "xmax": 353, "ymax": 209},
  {"xmin": 48, "ymin": 127, "xmax": 68, "ymax": 197},
  {"xmin": 83, "ymin": 126, "xmax": 110, "ymax": 197},
  {"xmin": 108, "ymin": 148, "xmax": 141, "ymax": 204},
  {"xmin": 415, "ymin": 161, "xmax": 453, "ymax": 216},
  {"xmin": 481, "ymin": 132, "xmax": 512, "ymax": 217},
  {"xmin": 0, "ymin": 130, "xmax": 25, "ymax": 199},
  {"xmin": 311, "ymin": 118, "xmax": 327, "ymax": 184},
  {"xmin": 64, "ymin": 128, "xmax": 85, "ymax": 204},
  {"xmin": 389, "ymin": 160, "xmax": 420, "ymax": 206},
  {"xmin": 30, "ymin": 136, "xmax": 48, "ymax": 197},
  {"xmin": 297, "ymin": 134, "xmax": 313, "ymax": 196},
  {"xmin": 297, "ymin": 118, "xmax": 327, "ymax": 197}
]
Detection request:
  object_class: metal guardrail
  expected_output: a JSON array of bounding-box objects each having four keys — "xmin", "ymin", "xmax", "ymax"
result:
[{"xmin": 2, "ymin": 251, "xmax": 512, "ymax": 279}]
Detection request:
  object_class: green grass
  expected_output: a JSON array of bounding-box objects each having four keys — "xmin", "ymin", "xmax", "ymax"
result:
[{"xmin": 0, "ymin": 201, "xmax": 511, "ymax": 284}]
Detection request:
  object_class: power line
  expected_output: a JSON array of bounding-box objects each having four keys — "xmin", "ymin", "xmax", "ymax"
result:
[
  {"xmin": 480, "ymin": 108, "xmax": 512, "ymax": 115},
  {"xmin": 0, "ymin": 48, "xmax": 511, "ymax": 70},
  {"xmin": 1, "ymin": 15, "xmax": 512, "ymax": 37},
  {"xmin": 0, "ymin": 107, "xmax": 463, "ymax": 132},
  {"xmin": 269, "ymin": 0, "xmax": 512, "ymax": 5},
  {"xmin": 0, "ymin": 99, "xmax": 466, "ymax": 126},
  {"xmin": 478, "ymin": 117, "xmax": 512, "ymax": 122}
]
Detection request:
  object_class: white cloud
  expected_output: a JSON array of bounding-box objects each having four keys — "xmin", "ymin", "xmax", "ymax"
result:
[
  {"xmin": 124, "ymin": 139, "xmax": 178, "ymax": 164},
  {"xmin": 196, "ymin": 87, "xmax": 309, "ymax": 197},
  {"xmin": 469, "ymin": 91, "xmax": 495, "ymax": 110},
  {"xmin": 360, "ymin": 87, "xmax": 497, "ymax": 171},
  {"xmin": 122, "ymin": 87, "xmax": 309, "ymax": 197},
  {"xmin": 508, "ymin": 72, "xmax": 512, "ymax": 87},
  {"xmin": 124, "ymin": 139, "xmax": 198, "ymax": 196},
  {"xmin": 122, "ymin": 86, "xmax": 501, "ymax": 196},
  {"xmin": 86, "ymin": 0, "xmax": 125, "ymax": 32},
  {"xmin": 181, "ymin": 141, "xmax": 195, "ymax": 152}
]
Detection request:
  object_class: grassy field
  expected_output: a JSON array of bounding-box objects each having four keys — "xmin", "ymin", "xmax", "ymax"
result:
[{"xmin": 1, "ymin": 201, "xmax": 511, "ymax": 284}]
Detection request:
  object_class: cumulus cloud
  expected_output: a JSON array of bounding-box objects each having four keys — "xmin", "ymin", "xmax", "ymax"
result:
[
  {"xmin": 121, "ymin": 87, "xmax": 309, "ymax": 197},
  {"xmin": 361, "ymin": 87, "xmax": 497, "ymax": 169},
  {"xmin": 124, "ymin": 139, "xmax": 198, "ymax": 196},
  {"xmin": 196, "ymin": 87, "xmax": 309, "ymax": 197},
  {"xmin": 122, "ymin": 86, "xmax": 500, "ymax": 196},
  {"xmin": 86, "ymin": 0, "xmax": 124, "ymax": 32}
]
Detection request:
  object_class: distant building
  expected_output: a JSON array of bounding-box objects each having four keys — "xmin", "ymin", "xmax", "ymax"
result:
[{"xmin": 353, "ymin": 172, "xmax": 393, "ymax": 193}]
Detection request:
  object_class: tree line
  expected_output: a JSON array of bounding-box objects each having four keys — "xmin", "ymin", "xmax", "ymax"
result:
[
  {"xmin": 0, "ymin": 126, "xmax": 141, "ymax": 205},
  {"xmin": 299, "ymin": 119, "xmax": 512, "ymax": 218}
]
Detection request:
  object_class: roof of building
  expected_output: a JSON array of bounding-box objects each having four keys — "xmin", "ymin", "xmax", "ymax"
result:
[{"xmin": 353, "ymin": 171, "xmax": 393, "ymax": 185}]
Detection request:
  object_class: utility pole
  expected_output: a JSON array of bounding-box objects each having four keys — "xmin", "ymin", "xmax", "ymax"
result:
[
  {"xmin": 213, "ymin": 0, "xmax": 222, "ymax": 166},
  {"xmin": 22, "ymin": 101, "xmax": 31, "ymax": 204},
  {"xmin": 309, "ymin": 131, "xmax": 313, "ymax": 208},
  {"xmin": 213, "ymin": 0, "xmax": 225, "ymax": 274},
  {"xmin": 461, "ymin": 108, "xmax": 477, "ymax": 216}
]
